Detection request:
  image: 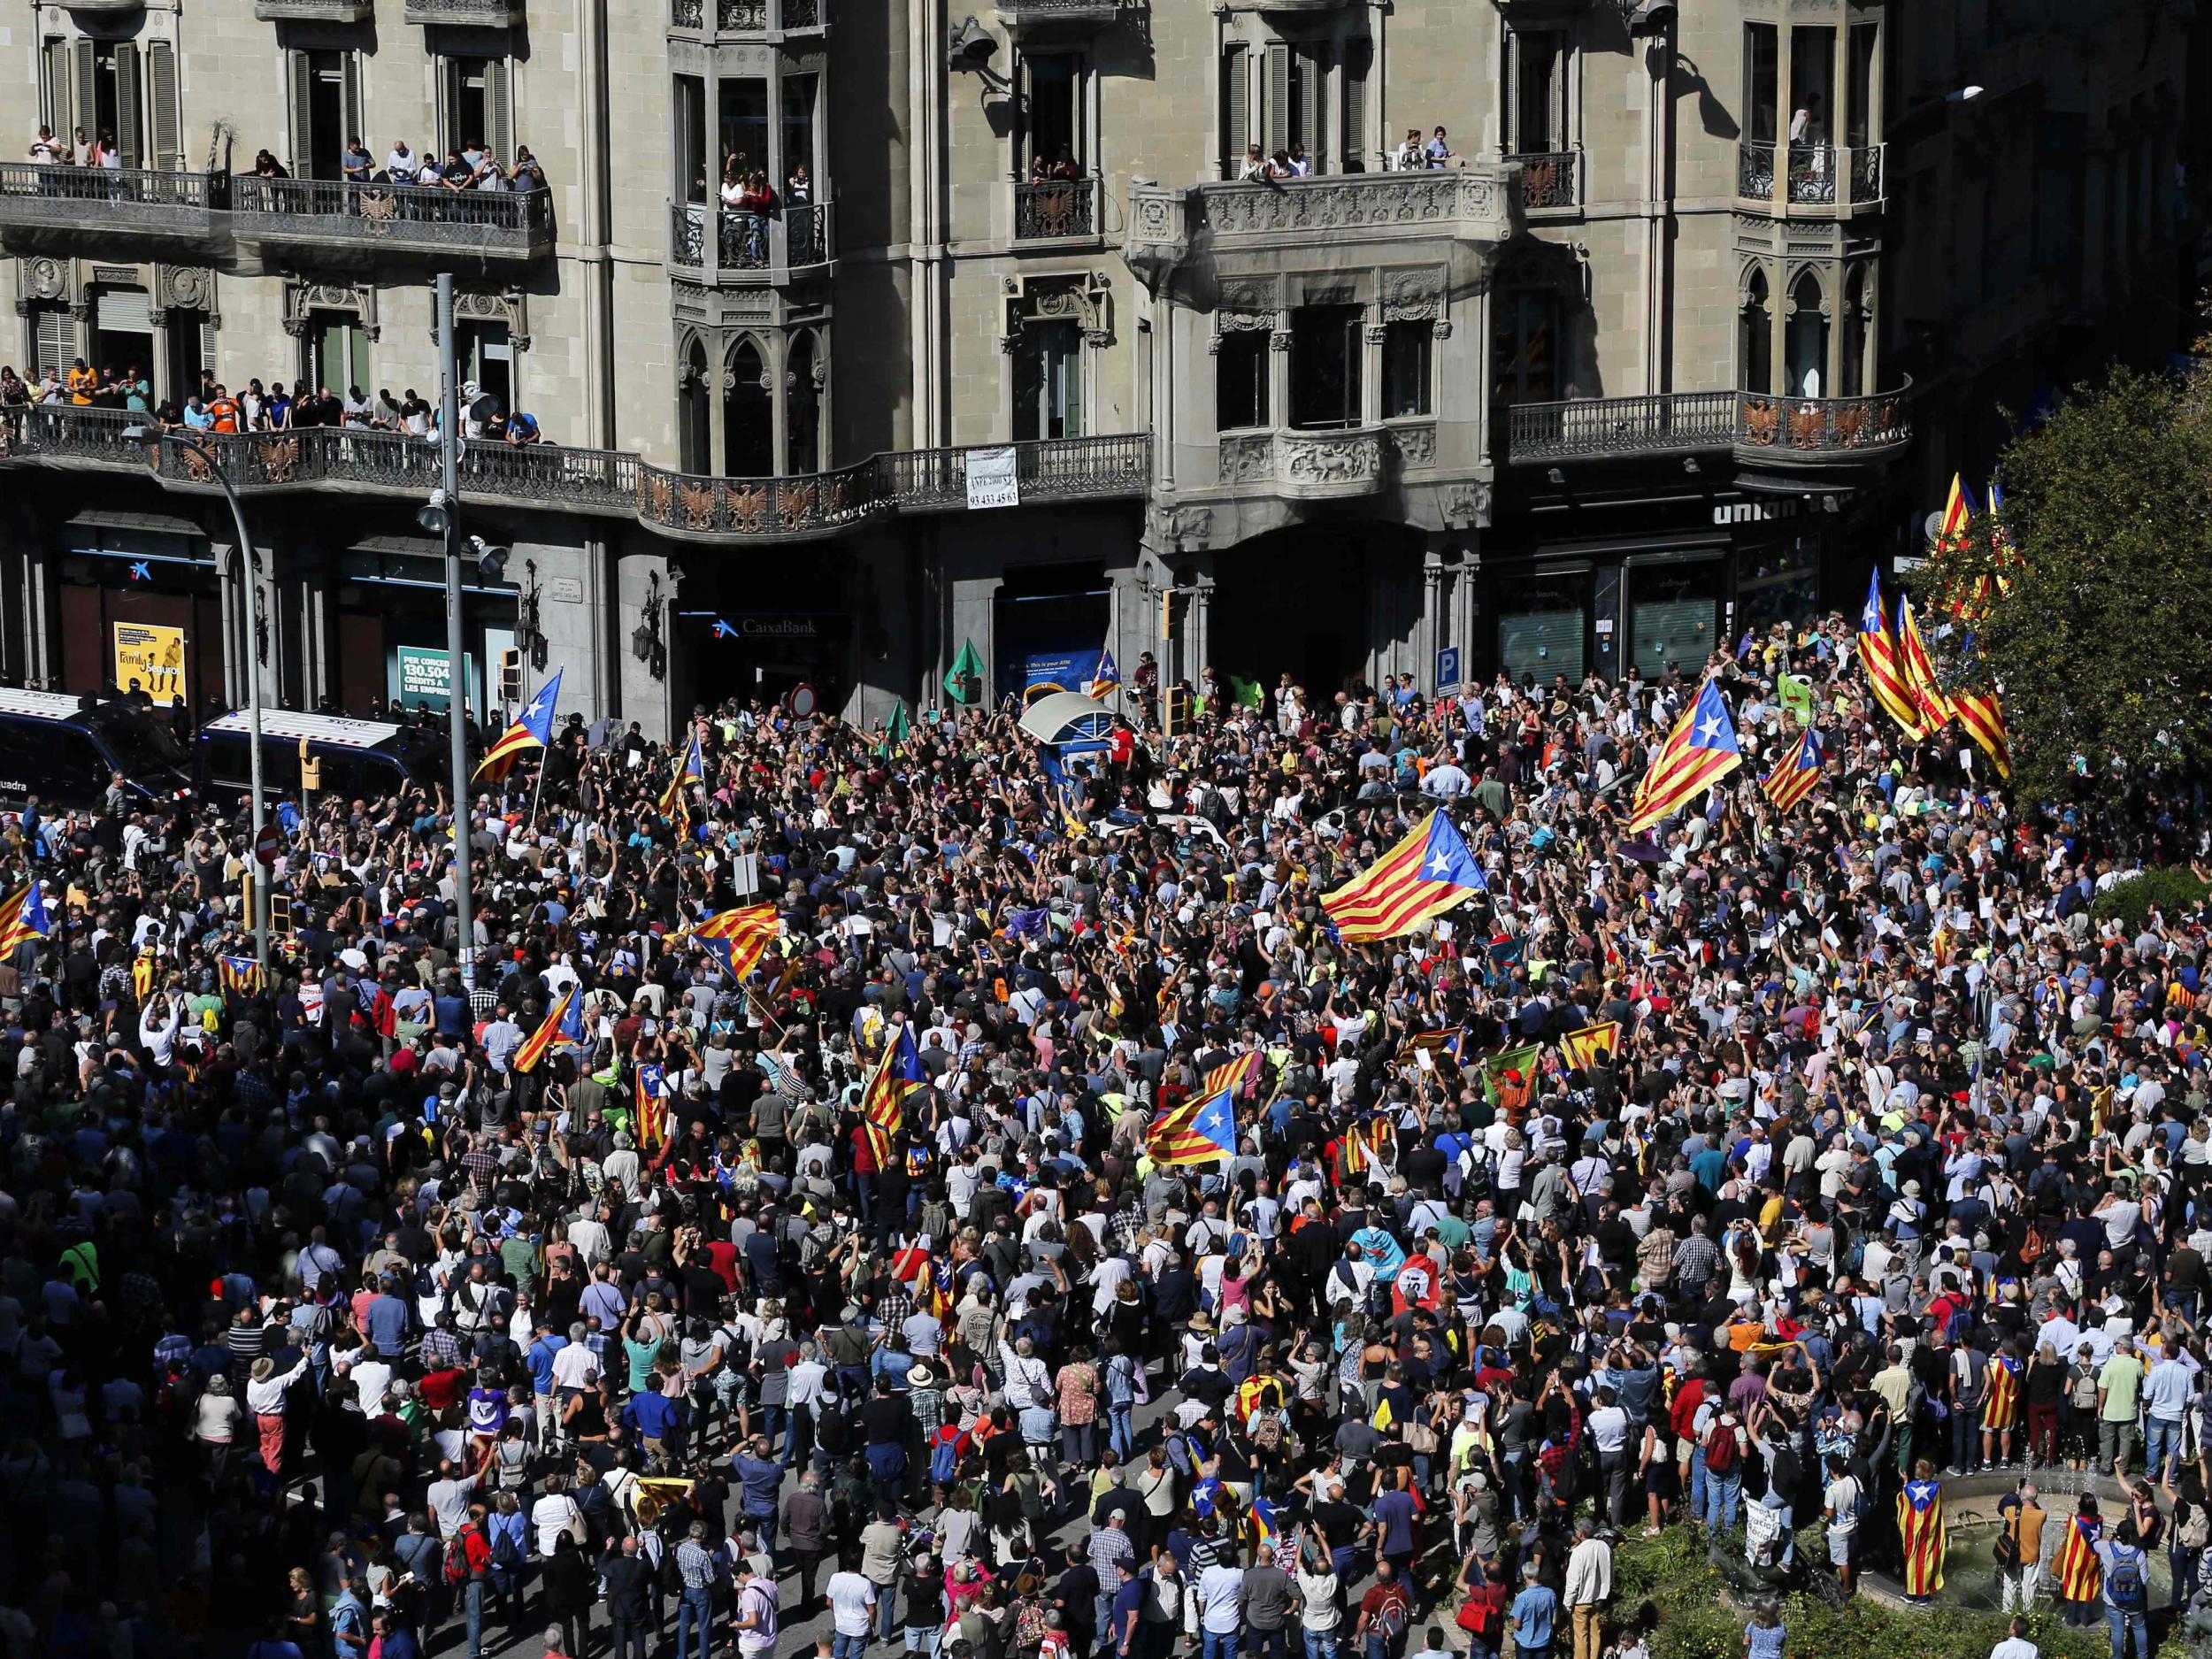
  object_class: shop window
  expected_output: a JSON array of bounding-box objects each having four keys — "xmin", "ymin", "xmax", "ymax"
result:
[
  {"xmin": 1498, "ymin": 574, "xmax": 1586, "ymax": 686},
  {"xmin": 1217, "ymin": 329, "xmax": 1270, "ymax": 432},
  {"xmin": 1289, "ymin": 304, "xmax": 1362, "ymax": 430},
  {"xmin": 1628, "ymin": 564, "xmax": 1720, "ymax": 676},
  {"xmin": 1382, "ymin": 320, "xmax": 1431, "ymax": 419},
  {"xmin": 1737, "ymin": 535, "xmax": 1821, "ymax": 641}
]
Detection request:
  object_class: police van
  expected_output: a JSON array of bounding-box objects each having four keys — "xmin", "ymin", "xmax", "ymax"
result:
[
  {"xmin": 197, "ymin": 709, "xmax": 449, "ymax": 803},
  {"xmin": 0, "ymin": 687, "xmax": 196, "ymax": 810}
]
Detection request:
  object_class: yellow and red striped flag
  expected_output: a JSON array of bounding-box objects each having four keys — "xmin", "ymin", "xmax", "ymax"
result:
[
  {"xmin": 1895, "ymin": 595, "xmax": 1955, "ymax": 733},
  {"xmin": 1559, "ymin": 1020, "xmax": 1623, "ymax": 1074},
  {"xmin": 511, "ymin": 985, "xmax": 578, "ymax": 1075},
  {"xmin": 1761, "ymin": 726, "xmax": 1825, "ymax": 814},
  {"xmin": 1319, "ymin": 810, "xmax": 1485, "ymax": 943},
  {"xmin": 1856, "ymin": 571, "xmax": 1927, "ymax": 741},
  {"xmin": 1624, "ymin": 679, "xmax": 1742, "ymax": 834},
  {"xmin": 1955, "ymin": 687, "xmax": 2012, "ymax": 780},
  {"xmin": 0, "ymin": 881, "xmax": 50, "ymax": 956}
]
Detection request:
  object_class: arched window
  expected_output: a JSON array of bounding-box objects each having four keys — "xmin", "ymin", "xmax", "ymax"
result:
[
  {"xmin": 678, "ymin": 337, "xmax": 710, "ymax": 474},
  {"xmin": 1840, "ymin": 266, "xmax": 1870, "ymax": 396},
  {"xmin": 1785, "ymin": 271, "xmax": 1829, "ymax": 399},
  {"xmin": 786, "ymin": 330, "xmax": 821, "ymax": 475},
  {"xmin": 725, "ymin": 336, "xmax": 773, "ymax": 478},
  {"xmin": 1739, "ymin": 269, "xmax": 1772, "ymax": 395}
]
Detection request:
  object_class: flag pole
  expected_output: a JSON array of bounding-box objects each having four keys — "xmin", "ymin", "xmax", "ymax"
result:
[{"xmin": 527, "ymin": 733, "xmax": 551, "ymax": 838}]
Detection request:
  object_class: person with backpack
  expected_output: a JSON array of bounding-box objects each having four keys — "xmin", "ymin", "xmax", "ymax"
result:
[
  {"xmin": 1700, "ymin": 1409, "xmax": 1746, "ymax": 1534},
  {"xmin": 440, "ymin": 1506, "xmax": 494, "ymax": 1659},
  {"xmin": 2096, "ymin": 1522, "xmax": 2151, "ymax": 1658}
]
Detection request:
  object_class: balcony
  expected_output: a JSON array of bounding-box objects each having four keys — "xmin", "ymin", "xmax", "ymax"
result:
[
  {"xmin": 666, "ymin": 202, "xmax": 833, "ymax": 283},
  {"xmin": 0, "ymin": 404, "xmax": 1150, "ymax": 546},
  {"xmin": 63, "ymin": 0, "xmax": 146, "ymax": 12},
  {"xmin": 1500, "ymin": 381, "xmax": 1912, "ymax": 479},
  {"xmin": 255, "ymin": 0, "xmax": 376, "ymax": 19},
  {"xmin": 1502, "ymin": 391, "xmax": 1737, "ymax": 464},
  {"xmin": 669, "ymin": 0, "xmax": 823, "ymax": 32},
  {"xmin": 1014, "ymin": 177, "xmax": 1101, "ymax": 242},
  {"xmin": 403, "ymin": 0, "xmax": 524, "ymax": 22},
  {"xmin": 1125, "ymin": 165, "xmax": 1515, "ymax": 289},
  {"xmin": 1508, "ymin": 150, "xmax": 1579, "ymax": 216},
  {"xmin": 231, "ymin": 175, "xmax": 553, "ymax": 265},
  {"xmin": 0, "ymin": 164, "xmax": 229, "ymax": 256},
  {"xmin": 1735, "ymin": 142, "xmax": 1886, "ymax": 212}
]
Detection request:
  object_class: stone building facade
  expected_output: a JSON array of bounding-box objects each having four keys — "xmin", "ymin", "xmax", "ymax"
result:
[{"xmin": 0, "ymin": 0, "xmax": 2198, "ymax": 735}]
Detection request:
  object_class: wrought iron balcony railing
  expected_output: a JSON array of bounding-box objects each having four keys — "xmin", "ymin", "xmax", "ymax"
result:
[
  {"xmin": 669, "ymin": 0, "xmax": 823, "ymax": 30},
  {"xmin": 1502, "ymin": 382, "xmax": 1911, "ymax": 465},
  {"xmin": 1736, "ymin": 141, "xmax": 1886, "ymax": 211},
  {"xmin": 403, "ymin": 0, "xmax": 525, "ymax": 22},
  {"xmin": 0, "ymin": 162, "xmax": 228, "ymax": 243},
  {"xmin": 231, "ymin": 174, "xmax": 553, "ymax": 260},
  {"xmin": 1507, "ymin": 150, "xmax": 1579, "ymax": 213},
  {"xmin": 666, "ymin": 201, "xmax": 833, "ymax": 280},
  {"xmin": 0, "ymin": 404, "xmax": 1149, "ymax": 545},
  {"xmin": 1015, "ymin": 177, "xmax": 1100, "ymax": 241}
]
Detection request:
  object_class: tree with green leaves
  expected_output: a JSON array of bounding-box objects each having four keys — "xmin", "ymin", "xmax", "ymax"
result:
[{"xmin": 1911, "ymin": 364, "xmax": 2212, "ymax": 803}]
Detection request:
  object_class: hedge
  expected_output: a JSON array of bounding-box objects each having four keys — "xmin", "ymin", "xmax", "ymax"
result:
[
  {"xmin": 1609, "ymin": 1527, "xmax": 2109, "ymax": 1659},
  {"xmin": 2090, "ymin": 867, "xmax": 2211, "ymax": 933}
]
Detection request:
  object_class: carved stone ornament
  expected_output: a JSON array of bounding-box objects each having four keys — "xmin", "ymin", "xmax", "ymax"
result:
[
  {"xmin": 1440, "ymin": 484, "xmax": 1493, "ymax": 529},
  {"xmin": 1392, "ymin": 425, "xmax": 1436, "ymax": 467},
  {"xmin": 1381, "ymin": 268, "xmax": 1443, "ymax": 323},
  {"xmin": 157, "ymin": 265, "xmax": 214, "ymax": 311},
  {"xmin": 1280, "ymin": 431, "xmax": 1382, "ymax": 485},
  {"xmin": 1121, "ymin": 183, "xmax": 1189, "ymax": 295},
  {"xmin": 1007, "ymin": 273, "xmax": 1111, "ymax": 349},
  {"xmin": 1219, "ymin": 434, "xmax": 1275, "ymax": 482},
  {"xmin": 19, "ymin": 257, "xmax": 68, "ymax": 303},
  {"xmin": 1145, "ymin": 503, "xmax": 1213, "ymax": 549},
  {"xmin": 283, "ymin": 279, "xmax": 378, "ymax": 342}
]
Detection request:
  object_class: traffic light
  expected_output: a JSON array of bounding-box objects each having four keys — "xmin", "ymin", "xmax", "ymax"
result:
[
  {"xmin": 499, "ymin": 649, "xmax": 524, "ymax": 704},
  {"xmin": 1165, "ymin": 686, "xmax": 1193, "ymax": 735}
]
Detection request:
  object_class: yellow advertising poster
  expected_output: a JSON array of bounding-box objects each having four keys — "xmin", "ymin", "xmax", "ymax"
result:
[{"xmin": 113, "ymin": 621, "xmax": 188, "ymax": 706}]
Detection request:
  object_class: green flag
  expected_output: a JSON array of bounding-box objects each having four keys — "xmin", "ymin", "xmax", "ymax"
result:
[
  {"xmin": 1227, "ymin": 675, "xmax": 1266, "ymax": 709},
  {"xmin": 1778, "ymin": 672, "xmax": 1816, "ymax": 726},
  {"xmin": 944, "ymin": 639, "xmax": 984, "ymax": 705},
  {"xmin": 875, "ymin": 701, "xmax": 911, "ymax": 755},
  {"xmin": 1480, "ymin": 1042, "xmax": 1546, "ymax": 1109}
]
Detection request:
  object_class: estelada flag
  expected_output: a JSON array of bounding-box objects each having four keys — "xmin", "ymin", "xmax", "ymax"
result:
[
  {"xmin": 1624, "ymin": 678, "xmax": 1741, "ymax": 835},
  {"xmin": 1320, "ymin": 810, "xmax": 1485, "ymax": 943},
  {"xmin": 511, "ymin": 985, "xmax": 578, "ymax": 1075}
]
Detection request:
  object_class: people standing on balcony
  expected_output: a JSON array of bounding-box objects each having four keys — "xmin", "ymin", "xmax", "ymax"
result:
[
  {"xmin": 70, "ymin": 126, "xmax": 91, "ymax": 166},
  {"xmin": 1287, "ymin": 143, "xmax": 1314, "ymax": 178},
  {"xmin": 65, "ymin": 357, "xmax": 95, "ymax": 405},
  {"xmin": 252, "ymin": 149, "xmax": 290, "ymax": 180},
  {"xmin": 1238, "ymin": 144, "xmax": 1268, "ymax": 180},
  {"xmin": 343, "ymin": 138, "xmax": 375, "ymax": 188},
  {"xmin": 27, "ymin": 127, "xmax": 61, "ymax": 165},
  {"xmin": 1425, "ymin": 127, "xmax": 1454, "ymax": 168},
  {"xmin": 1391, "ymin": 128, "xmax": 1425, "ymax": 171},
  {"xmin": 787, "ymin": 163, "xmax": 811, "ymax": 207},
  {"xmin": 512, "ymin": 148, "xmax": 547, "ymax": 196},
  {"xmin": 387, "ymin": 140, "xmax": 419, "ymax": 185}
]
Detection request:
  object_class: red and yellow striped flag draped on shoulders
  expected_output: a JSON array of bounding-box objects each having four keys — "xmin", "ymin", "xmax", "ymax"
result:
[
  {"xmin": 1897, "ymin": 1478, "xmax": 1946, "ymax": 1596},
  {"xmin": 512, "ymin": 985, "xmax": 579, "ymax": 1075}
]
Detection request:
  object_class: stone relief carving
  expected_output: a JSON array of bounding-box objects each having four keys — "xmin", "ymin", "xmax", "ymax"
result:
[
  {"xmin": 1145, "ymin": 504, "xmax": 1213, "ymax": 549},
  {"xmin": 1441, "ymin": 484, "xmax": 1493, "ymax": 529}
]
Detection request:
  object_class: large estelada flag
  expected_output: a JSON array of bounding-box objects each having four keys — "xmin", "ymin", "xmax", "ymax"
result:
[
  {"xmin": 474, "ymin": 668, "xmax": 565, "ymax": 784},
  {"xmin": 862, "ymin": 1022, "xmax": 926, "ymax": 1164},
  {"xmin": 1320, "ymin": 810, "xmax": 1485, "ymax": 943},
  {"xmin": 1559, "ymin": 1021, "xmax": 1622, "ymax": 1074},
  {"xmin": 691, "ymin": 902, "xmax": 780, "ymax": 979},
  {"xmin": 1624, "ymin": 678, "xmax": 1741, "ymax": 834},
  {"xmin": 1857, "ymin": 573, "xmax": 1927, "ymax": 741},
  {"xmin": 1760, "ymin": 726, "xmax": 1824, "ymax": 814},
  {"xmin": 1147, "ymin": 1082, "xmax": 1237, "ymax": 1167},
  {"xmin": 0, "ymin": 880, "xmax": 50, "ymax": 955}
]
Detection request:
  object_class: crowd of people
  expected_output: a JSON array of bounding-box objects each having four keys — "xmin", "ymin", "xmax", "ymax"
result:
[{"xmin": 0, "ymin": 608, "xmax": 2208, "ymax": 1659}]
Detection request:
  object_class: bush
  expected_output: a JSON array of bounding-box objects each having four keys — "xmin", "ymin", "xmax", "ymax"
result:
[
  {"xmin": 1608, "ymin": 1532, "xmax": 2108, "ymax": 1659},
  {"xmin": 2091, "ymin": 867, "xmax": 2211, "ymax": 933}
]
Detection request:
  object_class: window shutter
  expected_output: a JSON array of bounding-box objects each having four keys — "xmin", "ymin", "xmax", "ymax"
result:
[
  {"xmin": 71, "ymin": 40, "xmax": 96, "ymax": 145},
  {"xmin": 201, "ymin": 319, "xmax": 220, "ymax": 380},
  {"xmin": 99, "ymin": 287, "xmax": 153, "ymax": 334},
  {"xmin": 1221, "ymin": 44, "xmax": 1247, "ymax": 170},
  {"xmin": 1343, "ymin": 37, "xmax": 1370, "ymax": 170},
  {"xmin": 115, "ymin": 42, "xmax": 142, "ymax": 169},
  {"xmin": 488, "ymin": 61, "xmax": 513, "ymax": 163},
  {"xmin": 1295, "ymin": 44, "xmax": 1320, "ymax": 168},
  {"xmin": 44, "ymin": 39, "xmax": 73, "ymax": 141},
  {"xmin": 149, "ymin": 42, "xmax": 180, "ymax": 171},
  {"xmin": 289, "ymin": 52, "xmax": 314, "ymax": 175},
  {"xmin": 342, "ymin": 54, "xmax": 362, "ymax": 153},
  {"xmin": 1263, "ymin": 42, "xmax": 1288, "ymax": 157},
  {"xmin": 35, "ymin": 306, "xmax": 72, "ymax": 378}
]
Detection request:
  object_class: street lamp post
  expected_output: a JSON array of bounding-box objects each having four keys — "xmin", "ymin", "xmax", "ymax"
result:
[{"xmin": 126, "ymin": 425, "xmax": 272, "ymax": 972}]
